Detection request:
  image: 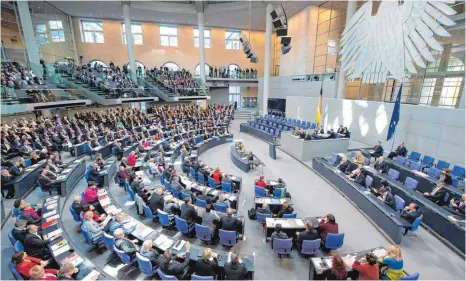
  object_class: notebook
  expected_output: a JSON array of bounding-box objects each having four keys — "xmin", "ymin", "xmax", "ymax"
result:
[
  {"xmin": 81, "ymin": 270, "xmax": 100, "ymax": 281},
  {"xmin": 46, "ymin": 214, "xmax": 60, "ymax": 222},
  {"xmin": 53, "ymin": 244, "xmax": 70, "ymax": 256},
  {"xmin": 43, "ymin": 210, "xmax": 57, "ymax": 219},
  {"xmin": 50, "ymin": 239, "xmax": 68, "ymax": 251}
]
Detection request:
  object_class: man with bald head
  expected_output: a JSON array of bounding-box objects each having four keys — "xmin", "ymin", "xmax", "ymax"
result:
[{"xmin": 220, "ymin": 208, "xmax": 243, "ymax": 237}]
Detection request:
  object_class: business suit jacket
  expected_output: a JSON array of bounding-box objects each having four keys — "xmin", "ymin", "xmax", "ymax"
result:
[
  {"xmin": 194, "ymin": 258, "xmax": 218, "ymax": 277},
  {"xmin": 157, "ymin": 252, "xmax": 191, "ymax": 277},
  {"xmin": 180, "ymin": 204, "xmax": 197, "ymax": 224},
  {"xmin": 271, "ymin": 231, "xmax": 288, "ymax": 245},
  {"xmin": 383, "ymin": 192, "xmax": 396, "ymax": 209},
  {"xmin": 374, "ymin": 161, "xmax": 388, "ymax": 173},
  {"xmin": 12, "ymin": 228, "xmax": 27, "ymax": 244},
  {"xmin": 337, "ymin": 162, "xmax": 349, "ymax": 173},
  {"xmin": 296, "ymin": 229, "xmax": 320, "ymax": 246},
  {"xmin": 148, "ymin": 193, "xmax": 164, "ymax": 213},
  {"xmin": 87, "ymin": 168, "xmax": 101, "ymax": 183},
  {"xmin": 425, "ymin": 188, "xmax": 447, "ymax": 204},
  {"xmin": 24, "ymin": 233, "xmax": 50, "ymax": 258},
  {"xmin": 221, "ymin": 215, "xmax": 242, "ymax": 232},
  {"xmin": 400, "ymin": 209, "xmax": 422, "ymax": 224},
  {"xmin": 224, "ymin": 262, "xmax": 248, "ymax": 280},
  {"xmin": 278, "ymin": 205, "xmax": 294, "ymax": 218},
  {"xmin": 115, "ymin": 237, "xmax": 138, "ymax": 255},
  {"xmin": 38, "ymin": 174, "xmax": 54, "ymax": 189},
  {"xmin": 353, "ymin": 173, "xmax": 366, "ymax": 186},
  {"xmin": 395, "ymin": 146, "xmax": 407, "ymax": 157},
  {"xmin": 9, "ymin": 166, "xmax": 22, "ymax": 177},
  {"xmin": 373, "ymin": 145, "xmax": 383, "ymax": 156}
]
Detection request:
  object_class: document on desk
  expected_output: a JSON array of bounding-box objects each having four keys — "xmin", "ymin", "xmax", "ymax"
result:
[
  {"xmin": 46, "ymin": 229, "xmax": 63, "ymax": 240},
  {"xmin": 53, "ymin": 244, "xmax": 70, "ymax": 256},
  {"xmin": 99, "ymin": 197, "xmax": 111, "ymax": 207},
  {"xmin": 324, "ymin": 257, "xmax": 333, "ymax": 268},
  {"xmin": 43, "ymin": 210, "xmax": 57, "ymax": 219},
  {"xmin": 134, "ymin": 225, "xmax": 153, "ymax": 239},
  {"xmin": 46, "ymin": 203, "xmax": 58, "ymax": 211},
  {"xmin": 62, "ymin": 168, "xmax": 72, "ymax": 174},
  {"xmin": 101, "ymin": 216, "xmax": 112, "ymax": 226},
  {"xmin": 46, "ymin": 196, "xmax": 59, "ymax": 203},
  {"xmin": 228, "ymin": 195, "xmax": 237, "ymax": 201},
  {"xmin": 372, "ymin": 248, "xmax": 387, "ymax": 258},
  {"xmin": 46, "ymin": 214, "xmax": 60, "ymax": 222},
  {"xmin": 81, "ymin": 270, "xmax": 100, "ymax": 281},
  {"xmin": 56, "ymin": 175, "xmax": 67, "ymax": 181},
  {"xmin": 98, "ymin": 189, "xmax": 107, "ymax": 196},
  {"xmin": 51, "ymin": 239, "xmax": 68, "ymax": 251},
  {"xmin": 342, "ymin": 255, "xmax": 356, "ymax": 268},
  {"xmin": 295, "ymin": 219, "xmax": 304, "ymax": 227}
]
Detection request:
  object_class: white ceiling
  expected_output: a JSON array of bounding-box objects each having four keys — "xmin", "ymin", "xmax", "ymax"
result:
[{"xmin": 43, "ymin": 1, "xmax": 317, "ymax": 31}]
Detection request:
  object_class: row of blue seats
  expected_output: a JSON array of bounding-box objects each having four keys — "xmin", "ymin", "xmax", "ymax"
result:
[
  {"xmin": 247, "ymin": 122, "xmax": 282, "ymax": 138},
  {"xmin": 257, "ymin": 117, "xmax": 317, "ymax": 130}
]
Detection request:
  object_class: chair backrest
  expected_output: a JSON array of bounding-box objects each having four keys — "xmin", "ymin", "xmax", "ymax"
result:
[
  {"xmin": 172, "ymin": 187, "xmax": 180, "ymax": 199},
  {"xmin": 410, "ymin": 162, "xmax": 422, "ymax": 171},
  {"xmin": 191, "ymin": 274, "xmax": 214, "ymax": 280},
  {"xmin": 256, "ymin": 212, "xmax": 272, "ymax": 223},
  {"xmin": 198, "ymin": 172, "xmax": 205, "ymax": 184},
  {"xmin": 36, "ymin": 180, "xmax": 44, "ymax": 192},
  {"xmin": 325, "ymin": 233, "xmax": 345, "ymax": 249},
  {"xmin": 143, "ymin": 204, "xmax": 154, "ymax": 220},
  {"xmin": 221, "ymin": 182, "xmax": 232, "ymax": 193},
  {"xmin": 255, "ymin": 185, "xmax": 266, "ymax": 197},
  {"xmin": 114, "ymin": 245, "xmax": 132, "ymax": 264},
  {"xmin": 196, "ymin": 198, "xmax": 207, "ymax": 208},
  {"xmin": 422, "ymin": 156, "xmax": 435, "ymax": 167},
  {"xmin": 410, "ymin": 214, "xmax": 423, "ymax": 232},
  {"xmin": 10, "ymin": 263, "xmax": 24, "ymax": 280},
  {"xmin": 395, "ymin": 156, "xmax": 407, "ymax": 165},
  {"xmin": 24, "ymin": 158, "xmax": 31, "ymax": 167},
  {"xmin": 436, "ymin": 160, "xmax": 450, "ymax": 170},
  {"xmin": 403, "ymin": 177, "xmax": 418, "ymax": 190},
  {"xmin": 208, "ymin": 177, "xmax": 216, "ymax": 188},
  {"xmin": 283, "ymin": 213, "xmax": 297, "ymax": 218},
  {"xmin": 175, "ymin": 216, "xmax": 189, "ymax": 233},
  {"xmin": 136, "ymin": 252, "xmax": 155, "ymax": 276},
  {"xmin": 157, "ymin": 209, "xmax": 171, "ymax": 227},
  {"xmin": 195, "ymin": 223, "xmax": 212, "ymax": 241},
  {"xmin": 301, "ymin": 239, "xmax": 321, "ymax": 255},
  {"xmin": 400, "ymin": 273, "xmax": 420, "ymax": 280},
  {"xmin": 409, "ymin": 151, "xmax": 421, "ymax": 161},
  {"xmin": 365, "ymin": 175, "xmax": 373, "ymax": 189},
  {"xmin": 213, "ymin": 203, "xmax": 228, "ymax": 213},
  {"xmin": 272, "ymin": 238, "xmax": 293, "ymax": 255},
  {"xmin": 9, "ymin": 229, "xmax": 17, "ymax": 245},
  {"xmin": 14, "ymin": 241, "xmax": 24, "ymax": 253},
  {"xmin": 388, "ymin": 169, "xmax": 400, "ymax": 181},
  {"xmin": 13, "ymin": 208, "xmax": 22, "ymax": 218},
  {"xmin": 69, "ymin": 205, "xmax": 81, "ymax": 222},
  {"xmin": 329, "ymin": 153, "xmax": 338, "ymax": 165},
  {"xmin": 127, "ymin": 187, "xmax": 135, "ymax": 201},
  {"xmin": 394, "ymin": 195, "xmax": 405, "ymax": 212},
  {"xmin": 80, "ymin": 226, "xmax": 94, "ymax": 245},
  {"xmin": 273, "ymin": 188, "xmax": 286, "ymax": 199},
  {"xmin": 452, "ymin": 165, "xmax": 465, "ymax": 178},
  {"xmin": 156, "ymin": 268, "xmax": 178, "ymax": 280},
  {"xmin": 181, "ymin": 192, "xmax": 191, "ymax": 201},
  {"xmin": 219, "ymin": 229, "xmax": 237, "ymax": 247},
  {"xmin": 103, "ymin": 232, "xmax": 116, "ymax": 252},
  {"xmin": 427, "ymin": 167, "xmax": 441, "ymax": 179},
  {"xmin": 190, "ymin": 167, "xmax": 196, "ymax": 179}
]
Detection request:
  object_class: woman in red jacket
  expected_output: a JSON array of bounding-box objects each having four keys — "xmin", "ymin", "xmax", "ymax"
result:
[
  {"xmin": 127, "ymin": 151, "xmax": 138, "ymax": 166},
  {"xmin": 12, "ymin": 252, "xmax": 58, "ymax": 279},
  {"xmin": 212, "ymin": 167, "xmax": 223, "ymax": 185},
  {"xmin": 352, "ymin": 253, "xmax": 379, "ymax": 280}
]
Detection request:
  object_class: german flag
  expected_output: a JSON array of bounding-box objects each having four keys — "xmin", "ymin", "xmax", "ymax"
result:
[{"xmin": 316, "ymin": 84, "xmax": 323, "ymax": 125}]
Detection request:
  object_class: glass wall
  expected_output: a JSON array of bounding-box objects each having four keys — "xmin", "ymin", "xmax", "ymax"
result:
[
  {"xmin": 29, "ymin": 1, "xmax": 77, "ymax": 64},
  {"xmin": 1, "ymin": 2, "xmax": 27, "ymax": 64},
  {"xmin": 316, "ymin": 0, "xmax": 465, "ymax": 108}
]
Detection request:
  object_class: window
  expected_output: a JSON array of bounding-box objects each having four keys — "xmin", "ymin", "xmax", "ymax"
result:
[
  {"xmin": 225, "ymin": 30, "xmax": 241, "ymax": 50},
  {"xmin": 49, "ymin": 20, "xmax": 65, "ymax": 42},
  {"xmin": 121, "ymin": 23, "xmax": 143, "ymax": 45},
  {"xmin": 159, "ymin": 26, "xmax": 178, "ymax": 47},
  {"xmin": 195, "ymin": 64, "xmax": 211, "ymax": 77},
  {"xmin": 81, "ymin": 20, "xmax": 104, "ymax": 43},
  {"xmin": 162, "ymin": 62, "xmax": 180, "ymax": 71},
  {"xmin": 193, "ymin": 28, "xmax": 211, "ymax": 48},
  {"xmin": 37, "ymin": 24, "xmax": 49, "ymax": 44},
  {"xmin": 229, "ymin": 86, "xmax": 240, "ymax": 94}
]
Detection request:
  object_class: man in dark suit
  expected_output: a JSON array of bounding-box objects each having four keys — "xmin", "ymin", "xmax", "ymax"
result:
[
  {"xmin": 224, "ymin": 251, "xmax": 248, "ymax": 280},
  {"xmin": 370, "ymin": 141, "xmax": 384, "ymax": 160},
  {"xmin": 378, "ymin": 187, "xmax": 395, "ymax": 209},
  {"xmin": 180, "ymin": 198, "xmax": 198, "ymax": 224},
  {"xmin": 348, "ymin": 167, "xmax": 366, "ymax": 186},
  {"xmin": 9, "ymin": 161, "xmax": 23, "ymax": 177},
  {"xmin": 113, "ymin": 228, "xmax": 139, "ymax": 259},
  {"xmin": 374, "ymin": 156, "xmax": 389, "ymax": 173},
  {"xmin": 157, "ymin": 243, "xmax": 191, "ymax": 280},
  {"xmin": 23, "ymin": 225, "xmax": 52, "ymax": 259},
  {"xmin": 277, "ymin": 201, "xmax": 294, "ymax": 218},
  {"xmin": 336, "ymin": 158, "xmax": 350, "ymax": 173},
  {"xmin": 221, "ymin": 208, "xmax": 243, "ymax": 236},
  {"xmin": 423, "ymin": 182, "xmax": 447, "ymax": 205},
  {"xmin": 295, "ymin": 220, "xmax": 320, "ymax": 251},
  {"xmin": 148, "ymin": 188, "xmax": 165, "ymax": 215},
  {"xmin": 38, "ymin": 169, "xmax": 56, "ymax": 195},
  {"xmin": 400, "ymin": 203, "xmax": 422, "ymax": 235},
  {"xmin": 388, "ymin": 142, "xmax": 407, "ymax": 159},
  {"xmin": 12, "ymin": 219, "xmax": 28, "ymax": 244},
  {"xmin": 87, "ymin": 163, "xmax": 103, "ymax": 187},
  {"xmin": 337, "ymin": 125, "xmax": 344, "ymax": 134},
  {"xmin": 446, "ymin": 194, "xmax": 465, "ymax": 218}
]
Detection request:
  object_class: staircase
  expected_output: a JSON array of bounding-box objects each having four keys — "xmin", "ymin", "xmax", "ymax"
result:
[{"xmin": 234, "ymin": 110, "xmax": 253, "ymax": 120}]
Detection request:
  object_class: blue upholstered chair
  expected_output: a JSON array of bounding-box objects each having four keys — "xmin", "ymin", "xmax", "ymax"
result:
[
  {"xmin": 301, "ymin": 239, "xmax": 321, "ymax": 256},
  {"xmin": 103, "ymin": 232, "xmax": 116, "ymax": 253},
  {"xmin": 219, "ymin": 229, "xmax": 237, "ymax": 247},
  {"xmin": 387, "ymin": 169, "xmax": 400, "ymax": 181},
  {"xmin": 272, "ymin": 238, "xmax": 293, "ymax": 260},
  {"xmin": 394, "ymin": 195, "xmax": 405, "ymax": 212},
  {"xmin": 175, "ymin": 216, "xmax": 194, "ymax": 236},
  {"xmin": 156, "ymin": 268, "xmax": 178, "ymax": 280},
  {"xmin": 403, "ymin": 177, "xmax": 419, "ymax": 190},
  {"xmin": 221, "ymin": 182, "xmax": 232, "ymax": 193},
  {"xmin": 256, "ymin": 212, "xmax": 272, "ymax": 224},
  {"xmin": 283, "ymin": 213, "xmax": 297, "ymax": 218},
  {"xmin": 136, "ymin": 252, "xmax": 158, "ymax": 277},
  {"xmin": 324, "ymin": 233, "xmax": 344, "ymax": 250},
  {"xmin": 195, "ymin": 223, "xmax": 213, "ymax": 242},
  {"xmin": 436, "ymin": 160, "xmax": 450, "ymax": 170}
]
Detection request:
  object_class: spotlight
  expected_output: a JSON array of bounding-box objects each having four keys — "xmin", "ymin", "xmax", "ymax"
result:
[
  {"xmin": 281, "ymin": 44, "xmax": 292, "ymax": 55},
  {"xmin": 250, "ymin": 56, "xmax": 259, "ymax": 63},
  {"xmin": 270, "ymin": 10, "xmax": 278, "ymax": 20},
  {"xmin": 280, "ymin": 36, "xmax": 291, "ymax": 45}
]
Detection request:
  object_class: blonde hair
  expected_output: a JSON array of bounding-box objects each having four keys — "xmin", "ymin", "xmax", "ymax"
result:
[
  {"xmin": 83, "ymin": 211, "xmax": 94, "ymax": 221},
  {"xmin": 143, "ymin": 240, "xmax": 153, "ymax": 249},
  {"xmin": 203, "ymin": 248, "xmax": 213, "ymax": 260},
  {"xmin": 214, "ymin": 167, "xmax": 220, "ymax": 173},
  {"xmin": 387, "ymin": 245, "xmax": 402, "ymax": 260},
  {"xmin": 29, "ymin": 265, "xmax": 45, "ymax": 280}
]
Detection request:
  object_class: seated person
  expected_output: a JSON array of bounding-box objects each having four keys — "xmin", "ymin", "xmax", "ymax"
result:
[
  {"xmin": 24, "ymin": 225, "xmax": 53, "ymax": 259},
  {"xmin": 163, "ymin": 198, "xmax": 179, "ymax": 219},
  {"xmin": 224, "ymin": 251, "xmax": 248, "ymax": 280},
  {"xmin": 336, "ymin": 158, "xmax": 349, "ymax": 173},
  {"xmin": 322, "ymin": 255, "xmax": 347, "ymax": 280},
  {"xmin": 139, "ymin": 240, "xmax": 159, "ymax": 266},
  {"xmin": 387, "ymin": 142, "xmax": 407, "ymax": 159},
  {"xmin": 212, "ymin": 167, "xmax": 222, "ymax": 186},
  {"xmin": 18, "ymin": 199, "xmax": 41, "ymax": 219},
  {"xmin": 375, "ymin": 179, "xmax": 391, "ymax": 193},
  {"xmin": 379, "ymin": 245, "xmax": 404, "ymax": 280},
  {"xmin": 157, "ymin": 243, "xmax": 191, "ymax": 280},
  {"xmin": 353, "ymin": 151, "xmax": 365, "ymax": 166},
  {"xmin": 81, "ymin": 203, "xmax": 105, "ymax": 222},
  {"xmin": 29, "ymin": 265, "xmax": 58, "ymax": 281},
  {"xmin": 57, "ymin": 262, "xmax": 97, "ymax": 281},
  {"xmin": 270, "ymin": 224, "xmax": 288, "ymax": 248},
  {"xmin": 127, "ymin": 151, "xmax": 138, "ymax": 167},
  {"xmin": 400, "ymin": 203, "xmax": 422, "ymax": 235},
  {"xmin": 446, "ymin": 194, "xmax": 465, "ymax": 218},
  {"xmin": 216, "ymin": 193, "xmax": 230, "ymax": 208},
  {"xmin": 370, "ymin": 141, "xmax": 384, "ymax": 160},
  {"xmin": 1, "ymin": 169, "xmax": 15, "ymax": 198},
  {"xmin": 347, "ymin": 166, "xmax": 366, "ymax": 185},
  {"xmin": 220, "ymin": 208, "xmax": 243, "ymax": 236},
  {"xmin": 440, "ymin": 169, "xmax": 453, "ymax": 185},
  {"xmin": 277, "ymin": 201, "xmax": 294, "ymax": 218},
  {"xmin": 12, "ymin": 219, "xmax": 28, "ymax": 244},
  {"xmin": 194, "ymin": 248, "xmax": 218, "ymax": 278},
  {"xmin": 148, "ymin": 187, "xmax": 164, "ymax": 215},
  {"xmin": 377, "ymin": 187, "xmax": 395, "ymax": 209},
  {"xmin": 113, "ymin": 228, "xmax": 139, "ymax": 259},
  {"xmin": 83, "ymin": 182, "xmax": 103, "ymax": 213},
  {"xmin": 12, "ymin": 251, "xmax": 58, "ymax": 279},
  {"xmin": 9, "ymin": 161, "xmax": 24, "ymax": 177},
  {"xmin": 87, "ymin": 163, "xmax": 103, "ymax": 188},
  {"xmin": 256, "ymin": 203, "xmax": 272, "ymax": 215},
  {"xmin": 82, "ymin": 211, "xmax": 107, "ymax": 242},
  {"xmin": 38, "ymin": 169, "xmax": 57, "ymax": 195},
  {"xmin": 255, "ymin": 176, "xmax": 267, "ymax": 193},
  {"xmin": 352, "ymin": 252, "xmax": 379, "ymax": 280},
  {"xmin": 201, "ymin": 204, "xmax": 220, "ymax": 236},
  {"xmin": 374, "ymin": 156, "xmax": 388, "ymax": 173},
  {"xmin": 180, "ymin": 198, "xmax": 198, "ymax": 225},
  {"xmin": 108, "ymin": 213, "xmax": 135, "ymax": 235},
  {"xmin": 423, "ymin": 181, "xmax": 447, "ymax": 205},
  {"xmin": 295, "ymin": 221, "xmax": 320, "ymax": 251},
  {"xmin": 317, "ymin": 214, "xmax": 339, "ymax": 241}
]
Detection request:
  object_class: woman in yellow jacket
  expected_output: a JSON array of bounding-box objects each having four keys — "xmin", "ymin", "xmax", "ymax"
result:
[{"xmin": 379, "ymin": 245, "xmax": 405, "ymax": 280}]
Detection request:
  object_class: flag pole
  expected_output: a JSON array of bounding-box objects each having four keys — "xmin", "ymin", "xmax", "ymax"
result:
[{"xmin": 389, "ymin": 79, "xmax": 403, "ymax": 153}]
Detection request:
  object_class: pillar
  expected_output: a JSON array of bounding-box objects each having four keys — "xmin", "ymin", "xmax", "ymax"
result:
[
  {"xmin": 262, "ymin": 3, "xmax": 273, "ymax": 115},
  {"xmin": 335, "ymin": 0, "xmax": 357, "ymax": 99},
  {"xmin": 122, "ymin": 2, "xmax": 137, "ymax": 83},
  {"xmin": 198, "ymin": 11, "xmax": 206, "ymax": 82},
  {"xmin": 68, "ymin": 15, "xmax": 79, "ymax": 64},
  {"xmin": 17, "ymin": 0, "xmax": 42, "ymax": 75},
  {"xmin": 431, "ymin": 44, "xmax": 452, "ymax": 106}
]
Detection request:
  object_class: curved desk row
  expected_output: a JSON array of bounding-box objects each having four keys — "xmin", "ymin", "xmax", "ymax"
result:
[
  {"xmin": 98, "ymin": 188, "xmax": 254, "ymax": 279},
  {"xmin": 5, "ymin": 160, "xmax": 46, "ymax": 199},
  {"xmin": 55, "ymin": 158, "xmax": 87, "ymax": 197},
  {"xmin": 230, "ymin": 146, "xmax": 250, "ymax": 173},
  {"xmin": 240, "ymin": 123, "xmax": 275, "ymax": 143},
  {"xmin": 190, "ymin": 135, "xmax": 234, "ymax": 158},
  {"xmin": 40, "ymin": 197, "xmax": 109, "ymax": 279},
  {"xmin": 313, "ymin": 157, "xmax": 412, "ymax": 244}
]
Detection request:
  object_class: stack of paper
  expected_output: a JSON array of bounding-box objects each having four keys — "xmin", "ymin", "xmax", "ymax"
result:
[
  {"xmin": 47, "ymin": 229, "xmax": 63, "ymax": 240},
  {"xmin": 134, "ymin": 225, "xmax": 153, "ymax": 239},
  {"xmin": 43, "ymin": 210, "xmax": 57, "ymax": 219},
  {"xmin": 295, "ymin": 219, "xmax": 304, "ymax": 227},
  {"xmin": 46, "ymin": 204, "xmax": 58, "ymax": 211},
  {"xmin": 46, "ymin": 214, "xmax": 60, "ymax": 222},
  {"xmin": 372, "ymin": 248, "xmax": 387, "ymax": 258},
  {"xmin": 342, "ymin": 255, "xmax": 356, "ymax": 268},
  {"xmin": 53, "ymin": 244, "xmax": 70, "ymax": 256},
  {"xmin": 51, "ymin": 239, "xmax": 68, "ymax": 251},
  {"xmin": 81, "ymin": 270, "xmax": 100, "ymax": 281}
]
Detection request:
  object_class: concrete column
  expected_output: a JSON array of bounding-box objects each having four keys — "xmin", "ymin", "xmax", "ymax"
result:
[
  {"xmin": 68, "ymin": 15, "xmax": 79, "ymax": 64},
  {"xmin": 262, "ymin": 3, "xmax": 273, "ymax": 115},
  {"xmin": 335, "ymin": 0, "xmax": 357, "ymax": 99},
  {"xmin": 198, "ymin": 11, "xmax": 206, "ymax": 82},
  {"xmin": 17, "ymin": 0, "xmax": 42, "ymax": 75},
  {"xmin": 431, "ymin": 44, "xmax": 452, "ymax": 106},
  {"xmin": 456, "ymin": 78, "xmax": 465, "ymax": 109},
  {"xmin": 122, "ymin": 2, "xmax": 137, "ymax": 83}
]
